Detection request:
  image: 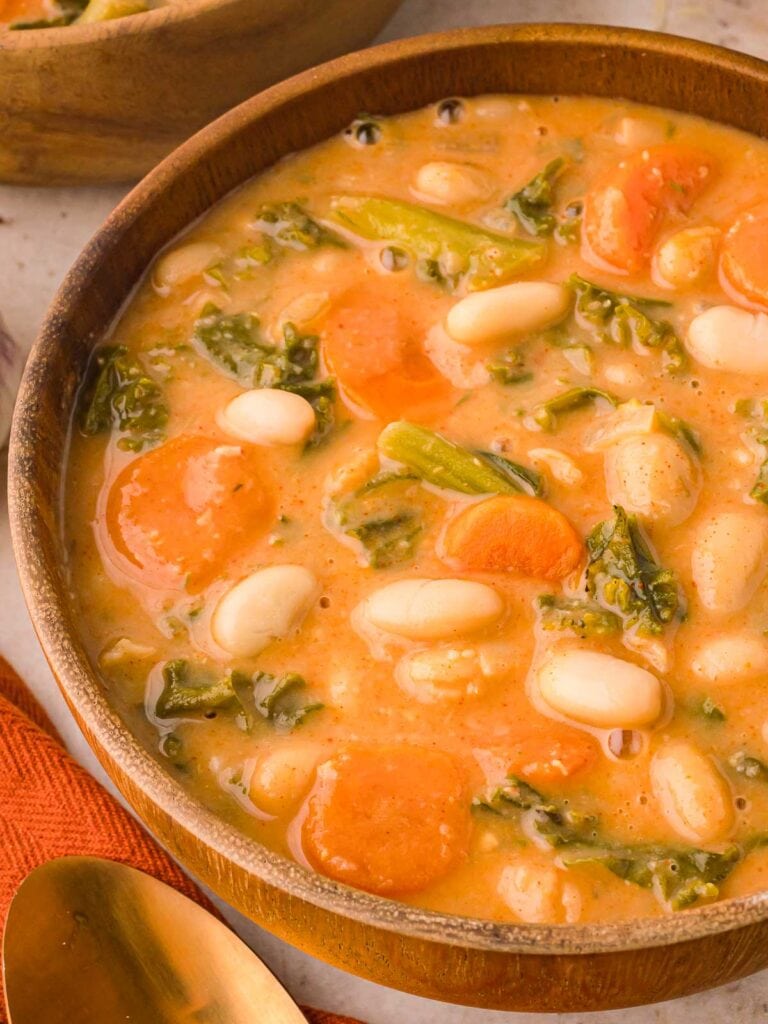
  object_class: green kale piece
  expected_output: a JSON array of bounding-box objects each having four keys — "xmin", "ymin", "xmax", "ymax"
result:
[
  {"xmin": 192, "ymin": 310, "xmax": 335, "ymax": 448},
  {"xmin": 729, "ymin": 750, "xmax": 768, "ymax": 782},
  {"xmin": 332, "ymin": 472, "xmax": 423, "ymax": 569},
  {"xmin": 699, "ymin": 697, "xmax": 726, "ymax": 723},
  {"xmin": 536, "ymin": 594, "xmax": 621, "ymax": 638},
  {"xmin": 505, "ymin": 157, "xmax": 568, "ymax": 237},
  {"xmin": 232, "ymin": 670, "xmax": 323, "ymax": 732},
  {"xmin": 733, "ymin": 398, "xmax": 768, "ymax": 503},
  {"xmin": 568, "ymin": 273, "xmax": 685, "ymax": 371},
  {"xmin": 486, "ymin": 347, "xmax": 532, "ymax": 386},
  {"xmin": 474, "ymin": 774, "xmax": 740, "ymax": 910},
  {"xmin": 553, "ymin": 200, "xmax": 583, "ymax": 244},
  {"xmin": 586, "ymin": 505, "xmax": 680, "ymax": 636},
  {"xmin": 80, "ymin": 345, "xmax": 168, "ymax": 452},
  {"xmin": 255, "ymin": 202, "xmax": 347, "ymax": 251},
  {"xmin": 532, "ymin": 385, "xmax": 618, "ymax": 431},
  {"xmin": 155, "ymin": 660, "xmax": 236, "ymax": 719},
  {"xmin": 475, "ymin": 450, "xmax": 543, "ymax": 497}
]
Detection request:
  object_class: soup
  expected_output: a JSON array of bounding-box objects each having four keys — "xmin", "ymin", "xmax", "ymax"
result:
[
  {"xmin": 0, "ymin": 0, "xmax": 165, "ymax": 29},
  {"xmin": 65, "ymin": 94, "xmax": 768, "ymax": 924}
]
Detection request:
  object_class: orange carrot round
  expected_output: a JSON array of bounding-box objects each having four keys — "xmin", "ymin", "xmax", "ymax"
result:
[
  {"xmin": 720, "ymin": 206, "xmax": 768, "ymax": 309},
  {"xmin": 105, "ymin": 434, "xmax": 273, "ymax": 590},
  {"xmin": 302, "ymin": 745, "xmax": 470, "ymax": 895},
  {"xmin": 322, "ymin": 282, "xmax": 454, "ymax": 420},
  {"xmin": 504, "ymin": 722, "xmax": 599, "ymax": 784},
  {"xmin": 582, "ymin": 143, "xmax": 716, "ymax": 272},
  {"xmin": 442, "ymin": 494, "xmax": 583, "ymax": 580}
]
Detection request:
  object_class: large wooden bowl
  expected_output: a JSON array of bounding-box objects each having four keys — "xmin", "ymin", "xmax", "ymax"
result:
[
  {"xmin": 0, "ymin": 0, "xmax": 402, "ymax": 185},
  {"xmin": 10, "ymin": 23, "xmax": 768, "ymax": 1012}
]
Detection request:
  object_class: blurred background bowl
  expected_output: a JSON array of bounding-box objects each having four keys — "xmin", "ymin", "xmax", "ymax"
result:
[{"xmin": 0, "ymin": 0, "xmax": 403, "ymax": 185}]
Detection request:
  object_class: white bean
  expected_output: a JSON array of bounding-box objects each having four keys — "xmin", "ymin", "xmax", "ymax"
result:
[
  {"xmin": 691, "ymin": 510, "xmax": 768, "ymax": 615},
  {"xmin": 249, "ymin": 742, "xmax": 321, "ymax": 814},
  {"xmin": 613, "ymin": 115, "xmax": 667, "ymax": 148},
  {"xmin": 686, "ymin": 306, "xmax": 768, "ymax": 374},
  {"xmin": 154, "ymin": 241, "xmax": 223, "ymax": 290},
  {"xmin": 212, "ymin": 565, "xmax": 319, "ymax": 656},
  {"xmin": 497, "ymin": 856, "xmax": 581, "ymax": 924},
  {"xmin": 277, "ymin": 290, "xmax": 329, "ymax": 328},
  {"xmin": 528, "ymin": 448, "xmax": 583, "ymax": 486},
  {"xmin": 413, "ymin": 161, "xmax": 494, "ymax": 205},
  {"xmin": 654, "ymin": 226, "xmax": 720, "ymax": 289},
  {"xmin": 537, "ymin": 649, "xmax": 663, "ymax": 728},
  {"xmin": 691, "ymin": 632, "xmax": 768, "ymax": 683},
  {"xmin": 445, "ymin": 282, "xmax": 571, "ymax": 346},
  {"xmin": 651, "ymin": 740, "xmax": 733, "ymax": 843},
  {"xmin": 219, "ymin": 388, "xmax": 316, "ymax": 446},
  {"xmin": 604, "ymin": 432, "xmax": 699, "ymax": 526},
  {"xmin": 586, "ymin": 399, "xmax": 658, "ymax": 450},
  {"xmin": 395, "ymin": 646, "xmax": 485, "ymax": 703},
  {"xmin": 363, "ymin": 578, "xmax": 503, "ymax": 640}
]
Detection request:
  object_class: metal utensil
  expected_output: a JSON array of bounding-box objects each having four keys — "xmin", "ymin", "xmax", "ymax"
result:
[{"xmin": 3, "ymin": 856, "xmax": 309, "ymax": 1023}]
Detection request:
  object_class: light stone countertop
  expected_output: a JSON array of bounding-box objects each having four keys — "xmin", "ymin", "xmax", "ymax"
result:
[{"xmin": 2, "ymin": 1, "xmax": 768, "ymax": 1020}]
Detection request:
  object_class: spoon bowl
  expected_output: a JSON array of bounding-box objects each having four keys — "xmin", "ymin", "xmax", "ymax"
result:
[{"xmin": 3, "ymin": 857, "xmax": 307, "ymax": 1024}]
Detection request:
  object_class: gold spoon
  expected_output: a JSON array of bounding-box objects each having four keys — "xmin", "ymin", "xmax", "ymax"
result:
[{"xmin": 3, "ymin": 856, "xmax": 309, "ymax": 1023}]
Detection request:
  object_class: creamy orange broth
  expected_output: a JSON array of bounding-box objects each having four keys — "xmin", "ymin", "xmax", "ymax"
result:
[{"xmin": 65, "ymin": 95, "xmax": 768, "ymax": 923}]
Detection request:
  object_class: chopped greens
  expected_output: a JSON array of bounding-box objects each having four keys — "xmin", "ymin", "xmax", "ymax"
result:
[
  {"xmin": 567, "ymin": 273, "xmax": 685, "ymax": 372},
  {"xmin": 474, "ymin": 775, "xmax": 740, "ymax": 910},
  {"xmin": 255, "ymin": 202, "xmax": 347, "ymax": 251},
  {"xmin": 155, "ymin": 660, "xmax": 236, "ymax": 719},
  {"xmin": 80, "ymin": 345, "xmax": 168, "ymax": 452},
  {"xmin": 532, "ymin": 386, "xmax": 618, "ymax": 431},
  {"xmin": 586, "ymin": 505, "xmax": 680, "ymax": 636},
  {"xmin": 331, "ymin": 472, "xmax": 423, "ymax": 569},
  {"xmin": 232, "ymin": 670, "xmax": 323, "ymax": 732},
  {"xmin": 331, "ymin": 195, "xmax": 544, "ymax": 292},
  {"xmin": 378, "ymin": 421, "xmax": 542, "ymax": 497},
  {"xmin": 729, "ymin": 750, "xmax": 768, "ymax": 783},
  {"xmin": 536, "ymin": 594, "xmax": 621, "ymax": 638},
  {"xmin": 733, "ymin": 397, "xmax": 768, "ymax": 504},
  {"xmin": 505, "ymin": 157, "xmax": 568, "ymax": 237},
  {"xmin": 698, "ymin": 697, "xmax": 726, "ymax": 723},
  {"xmin": 192, "ymin": 309, "xmax": 335, "ymax": 449},
  {"xmin": 487, "ymin": 347, "xmax": 532, "ymax": 386}
]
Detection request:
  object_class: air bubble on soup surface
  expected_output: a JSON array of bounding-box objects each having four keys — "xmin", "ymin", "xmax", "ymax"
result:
[
  {"xmin": 650, "ymin": 740, "xmax": 734, "ymax": 844},
  {"xmin": 536, "ymin": 648, "xmax": 663, "ymax": 729},
  {"xmin": 690, "ymin": 510, "xmax": 768, "ymax": 615},
  {"xmin": 301, "ymin": 745, "xmax": 470, "ymax": 895},
  {"xmin": 686, "ymin": 306, "xmax": 768, "ymax": 374},
  {"xmin": 603, "ymin": 433, "xmax": 699, "ymax": 527},
  {"xmin": 211, "ymin": 565, "xmax": 320, "ymax": 657},
  {"xmin": 104, "ymin": 435, "xmax": 273, "ymax": 591},
  {"xmin": 361, "ymin": 578, "xmax": 504, "ymax": 641},
  {"xmin": 690, "ymin": 631, "xmax": 768, "ymax": 683}
]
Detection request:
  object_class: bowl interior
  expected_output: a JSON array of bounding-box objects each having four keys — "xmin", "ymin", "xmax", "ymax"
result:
[{"xmin": 11, "ymin": 22, "xmax": 768, "ymax": 956}]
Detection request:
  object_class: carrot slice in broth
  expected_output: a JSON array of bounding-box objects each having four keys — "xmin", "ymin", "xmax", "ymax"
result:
[
  {"xmin": 720, "ymin": 207, "xmax": 768, "ymax": 310},
  {"xmin": 105, "ymin": 434, "xmax": 273, "ymax": 590},
  {"xmin": 302, "ymin": 745, "xmax": 470, "ymax": 895}
]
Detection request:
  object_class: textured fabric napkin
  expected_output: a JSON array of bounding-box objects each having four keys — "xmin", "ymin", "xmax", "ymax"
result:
[{"xmin": 0, "ymin": 655, "xmax": 361, "ymax": 1024}]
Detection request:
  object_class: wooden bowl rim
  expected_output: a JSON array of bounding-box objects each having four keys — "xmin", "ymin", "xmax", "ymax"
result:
[
  {"xmin": 0, "ymin": 0, "xmax": 248, "ymax": 48},
  {"xmin": 11, "ymin": 21, "xmax": 768, "ymax": 956}
]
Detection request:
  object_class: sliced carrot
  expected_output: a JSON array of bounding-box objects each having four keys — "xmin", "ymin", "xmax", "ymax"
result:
[
  {"xmin": 582, "ymin": 143, "xmax": 716, "ymax": 272},
  {"xmin": 720, "ymin": 207, "xmax": 768, "ymax": 310},
  {"xmin": 442, "ymin": 494, "xmax": 583, "ymax": 581},
  {"xmin": 321, "ymin": 281, "xmax": 455, "ymax": 420},
  {"xmin": 302, "ymin": 745, "xmax": 470, "ymax": 895},
  {"xmin": 104, "ymin": 434, "xmax": 273, "ymax": 590},
  {"xmin": 504, "ymin": 722, "xmax": 599, "ymax": 784},
  {"xmin": 0, "ymin": 0, "xmax": 50, "ymax": 21}
]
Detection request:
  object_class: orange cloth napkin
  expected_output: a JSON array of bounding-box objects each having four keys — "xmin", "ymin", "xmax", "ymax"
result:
[{"xmin": 0, "ymin": 655, "xmax": 361, "ymax": 1024}]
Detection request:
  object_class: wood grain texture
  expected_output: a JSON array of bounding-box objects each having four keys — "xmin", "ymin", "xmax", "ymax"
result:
[
  {"xmin": 10, "ymin": 24, "xmax": 768, "ymax": 1012},
  {"xmin": 0, "ymin": 0, "xmax": 403, "ymax": 185}
]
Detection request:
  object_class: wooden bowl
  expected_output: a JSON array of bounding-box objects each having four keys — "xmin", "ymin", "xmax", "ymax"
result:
[
  {"xmin": 0, "ymin": 0, "xmax": 403, "ymax": 185},
  {"xmin": 10, "ymin": 23, "xmax": 768, "ymax": 1012}
]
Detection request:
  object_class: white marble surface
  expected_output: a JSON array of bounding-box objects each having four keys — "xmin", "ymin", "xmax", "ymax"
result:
[{"xmin": 3, "ymin": 0, "xmax": 768, "ymax": 1020}]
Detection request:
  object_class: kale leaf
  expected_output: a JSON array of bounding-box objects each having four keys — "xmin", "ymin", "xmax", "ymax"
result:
[
  {"xmin": 505, "ymin": 158, "xmax": 568, "ymax": 237},
  {"xmin": 532, "ymin": 385, "xmax": 618, "ymax": 431},
  {"xmin": 585, "ymin": 505, "xmax": 680, "ymax": 636},
  {"xmin": 232, "ymin": 670, "xmax": 323, "ymax": 732},
  {"xmin": 729, "ymin": 750, "xmax": 768, "ymax": 783},
  {"xmin": 332, "ymin": 471, "xmax": 423, "ymax": 569},
  {"xmin": 80, "ymin": 345, "xmax": 168, "ymax": 451},
  {"xmin": 255, "ymin": 202, "xmax": 347, "ymax": 252},
  {"xmin": 536, "ymin": 594, "xmax": 621, "ymax": 638},
  {"xmin": 568, "ymin": 273, "xmax": 685, "ymax": 371},
  {"xmin": 155, "ymin": 660, "xmax": 236, "ymax": 719}
]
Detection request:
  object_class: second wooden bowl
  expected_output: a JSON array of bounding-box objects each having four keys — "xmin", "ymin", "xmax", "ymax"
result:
[
  {"xmin": 10, "ymin": 23, "xmax": 768, "ymax": 1012},
  {"xmin": 0, "ymin": 0, "xmax": 402, "ymax": 185}
]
